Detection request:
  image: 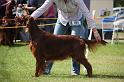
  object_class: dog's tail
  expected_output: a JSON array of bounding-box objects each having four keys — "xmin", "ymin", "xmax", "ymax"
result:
[{"xmin": 83, "ymin": 39, "xmax": 107, "ymax": 52}]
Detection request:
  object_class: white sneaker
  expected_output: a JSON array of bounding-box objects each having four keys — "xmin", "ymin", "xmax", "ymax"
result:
[{"xmin": 71, "ymin": 72, "xmax": 79, "ymax": 76}]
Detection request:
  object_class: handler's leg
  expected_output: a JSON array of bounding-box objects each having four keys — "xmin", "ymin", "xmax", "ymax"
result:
[
  {"xmin": 71, "ymin": 25, "xmax": 82, "ymax": 75},
  {"xmin": 44, "ymin": 19, "xmax": 69, "ymax": 74}
]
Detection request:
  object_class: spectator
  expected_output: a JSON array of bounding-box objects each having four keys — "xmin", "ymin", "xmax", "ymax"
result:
[
  {"xmin": 0, "ymin": 0, "xmax": 7, "ymax": 18},
  {"xmin": 25, "ymin": 0, "xmax": 40, "ymax": 27},
  {"xmin": 43, "ymin": 4, "xmax": 56, "ymax": 33},
  {"xmin": 16, "ymin": 0, "xmax": 27, "ymax": 16},
  {"xmin": 15, "ymin": 0, "xmax": 30, "ymax": 42},
  {"xmin": 16, "ymin": 0, "xmax": 27, "ymax": 5},
  {"xmin": 2, "ymin": 0, "xmax": 16, "ymax": 27},
  {"xmin": 25, "ymin": 0, "xmax": 38, "ymax": 14},
  {"xmin": 5, "ymin": 0, "xmax": 16, "ymax": 18},
  {"xmin": 99, "ymin": 9, "xmax": 105, "ymax": 17},
  {"xmin": 0, "ymin": 0, "xmax": 7, "ymax": 25},
  {"xmin": 16, "ymin": 4, "xmax": 26, "ymax": 17}
]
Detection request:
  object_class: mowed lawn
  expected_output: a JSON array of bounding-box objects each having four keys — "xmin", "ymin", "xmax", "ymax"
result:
[{"xmin": 0, "ymin": 42, "xmax": 124, "ymax": 82}]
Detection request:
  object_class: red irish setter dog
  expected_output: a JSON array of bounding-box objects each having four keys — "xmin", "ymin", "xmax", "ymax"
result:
[
  {"xmin": 24, "ymin": 16, "xmax": 107, "ymax": 77},
  {"xmin": 0, "ymin": 0, "xmax": 16, "ymax": 46}
]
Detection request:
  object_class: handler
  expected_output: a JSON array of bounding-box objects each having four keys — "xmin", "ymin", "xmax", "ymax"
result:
[{"xmin": 31, "ymin": 0, "xmax": 101, "ymax": 75}]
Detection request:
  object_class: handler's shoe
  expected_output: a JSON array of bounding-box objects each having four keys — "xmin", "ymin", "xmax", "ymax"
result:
[
  {"xmin": 43, "ymin": 72, "xmax": 50, "ymax": 75},
  {"xmin": 71, "ymin": 72, "xmax": 79, "ymax": 76},
  {"xmin": 43, "ymin": 68, "xmax": 51, "ymax": 75}
]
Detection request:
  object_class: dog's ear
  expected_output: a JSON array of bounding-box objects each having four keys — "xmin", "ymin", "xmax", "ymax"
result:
[
  {"xmin": 25, "ymin": 15, "xmax": 33, "ymax": 29},
  {"xmin": 24, "ymin": 15, "xmax": 34, "ymax": 24},
  {"xmin": 20, "ymin": 15, "xmax": 30, "ymax": 26},
  {"xmin": 24, "ymin": 15, "xmax": 34, "ymax": 20},
  {"xmin": 27, "ymin": 16, "xmax": 34, "ymax": 22},
  {"xmin": 25, "ymin": 15, "xmax": 36, "ymax": 32},
  {"xmin": 26, "ymin": 15, "xmax": 36, "ymax": 27}
]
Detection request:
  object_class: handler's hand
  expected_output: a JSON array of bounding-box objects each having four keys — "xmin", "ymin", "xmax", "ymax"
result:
[{"xmin": 92, "ymin": 28, "xmax": 101, "ymax": 42}]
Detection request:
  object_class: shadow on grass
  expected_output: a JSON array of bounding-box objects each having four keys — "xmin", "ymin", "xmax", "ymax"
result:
[
  {"xmin": 38, "ymin": 74, "xmax": 124, "ymax": 79},
  {"xmin": 8, "ymin": 42, "xmax": 29, "ymax": 47},
  {"xmin": 0, "ymin": 42, "xmax": 29, "ymax": 47},
  {"xmin": 92, "ymin": 74, "xmax": 124, "ymax": 79},
  {"xmin": 32, "ymin": 74, "xmax": 81, "ymax": 78},
  {"xmin": 11, "ymin": 43, "xmax": 29, "ymax": 47}
]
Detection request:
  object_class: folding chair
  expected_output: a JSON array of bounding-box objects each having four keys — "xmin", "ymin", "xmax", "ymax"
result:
[
  {"xmin": 101, "ymin": 11, "xmax": 124, "ymax": 44},
  {"xmin": 101, "ymin": 16, "xmax": 115, "ymax": 44},
  {"xmin": 112, "ymin": 14, "xmax": 124, "ymax": 44}
]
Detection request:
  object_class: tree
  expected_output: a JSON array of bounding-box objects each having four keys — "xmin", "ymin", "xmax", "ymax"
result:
[{"xmin": 114, "ymin": 0, "xmax": 124, "ymax": 7}]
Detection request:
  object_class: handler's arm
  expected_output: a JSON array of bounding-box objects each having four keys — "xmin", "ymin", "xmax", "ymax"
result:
[
  {"xmin": 77, "ymin": 0, "xmax": 96, "ymax": 28},
  {"xmin": 77, "ymin": 0, "xmax": 101, "ymax": 42},
  {"xmin": 31, "ymin": 0, "xmax": 54, "ymax": 18}
]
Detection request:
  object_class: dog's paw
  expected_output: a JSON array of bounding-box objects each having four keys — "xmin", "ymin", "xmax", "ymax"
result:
[{"xmin": 86, "ymin": 74, "xmax": 93, "ymax": 78}]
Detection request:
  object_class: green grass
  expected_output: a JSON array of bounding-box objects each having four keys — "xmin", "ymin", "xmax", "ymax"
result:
[{"xmin": 0, "ymin": 42, "xmax": 124, "ymax": 82}]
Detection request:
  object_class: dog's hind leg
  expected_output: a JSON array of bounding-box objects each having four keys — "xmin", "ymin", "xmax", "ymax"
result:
[
  {"xmin": 72, "ymin": 50, "xmax": 92, "ymax": 77},
  {"xmin": 80, "ymin": 57, "xmax": 92, "ymax": 77}
]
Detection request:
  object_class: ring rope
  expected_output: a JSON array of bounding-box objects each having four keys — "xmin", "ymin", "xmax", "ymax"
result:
[
  {"xmin": 0, "ymin": 17, "xmax": 56, "ymax": 29},
  {"xmin": 0, "ymin": 18, "xmax": 57, "ymax": 21},
  {"xmin": 0, "ymin": 23, "xmax": 56, "ymax": 29}
]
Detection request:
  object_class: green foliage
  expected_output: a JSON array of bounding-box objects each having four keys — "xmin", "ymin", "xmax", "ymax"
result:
[
  {"xmin": 0, "ymin": 43, "xmax": 124, "ymax": 82},
  {"xmin": 114, "ymin": 0, "xmax": 124, "ymax": 7}
]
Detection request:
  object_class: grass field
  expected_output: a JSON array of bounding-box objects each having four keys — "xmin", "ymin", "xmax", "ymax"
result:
[{"xmin": 0, "ymin": 42, "xmax": 124, "ymax": 82}]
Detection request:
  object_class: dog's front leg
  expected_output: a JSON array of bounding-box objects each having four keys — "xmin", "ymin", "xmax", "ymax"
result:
[
  {"xmin": 35, "ymin": 57, "xmax": 45, "ymax": 77},
  {"xmin": 35, "ymin": 58, "xmax": 41, "ymax": 77}
]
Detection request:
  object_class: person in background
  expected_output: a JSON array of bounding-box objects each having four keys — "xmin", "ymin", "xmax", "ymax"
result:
[
  {"xmin": 25, "ymin": 0, "xmax": 40, "ymax": 30},
  {"xmin": 15, "ymin": 0, "xmax": 30, "ymax": 42},
  {"xmin": 43, "ymin": 4, "xmax": 56, "ymax": 33},
  {"xmin": 15, "ymin": 0, "xmax": 38, "ymax": 42},
  {"xmin": 25, "ymin": 0, "xmax": 38, "ymax": 14},
  {"xmin": 0, "ymin": 0, "xmax": 7, "ymax": 17},
  {"xmin": 16, "ymin": 4, "xmax": 27, "ymax": 17},
  {"xmin": 0, "ymin": 0, "xmax": 7, "ymax": 25},
  {"xmin": 16, "ymin": 0, "xmax": 27, "ymax": 5},
  {"xmin": 31, "ymin": 0, "xmax": 101, "ymax": 75}
]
